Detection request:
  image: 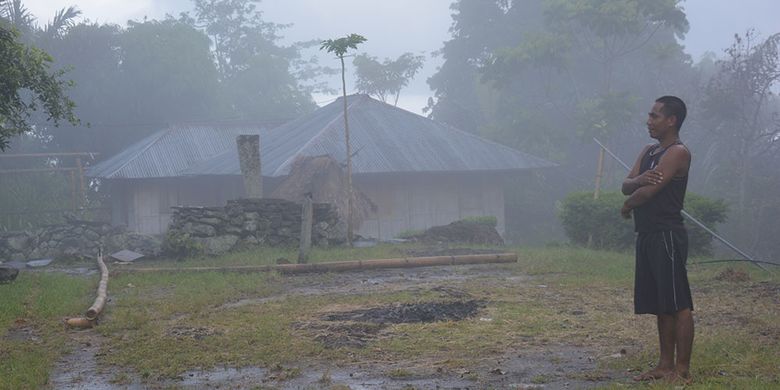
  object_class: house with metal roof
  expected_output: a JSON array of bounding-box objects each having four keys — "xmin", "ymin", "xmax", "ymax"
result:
[{"xmin": 88, "ymin": 94, "xmax": 555, "ymax": 238}]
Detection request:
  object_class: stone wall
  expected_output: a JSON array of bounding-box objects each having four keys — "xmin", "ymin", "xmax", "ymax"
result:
[
  {"xmin": 0, "ymin": 198, "xmax": 344, "ymax": 262},
  {"xmin": 167, "ymin": 198, "xmax": 344, "ymax": 255},
  {"xmin": 0, "ymin": 216, "xmax": 161, "ymax": 262}
]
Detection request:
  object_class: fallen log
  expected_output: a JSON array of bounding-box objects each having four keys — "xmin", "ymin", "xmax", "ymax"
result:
[
  {"xmin": 67, "ymin": 251, "xmax": 109, "ymax": 329},
  {"xmin": 119, "ymin": 252, "xmax": 517, "ymax": 275}
]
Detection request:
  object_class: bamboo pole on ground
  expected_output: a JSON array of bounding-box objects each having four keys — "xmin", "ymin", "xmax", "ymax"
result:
[
  {"xmin": 119, "ymin": 253, "xmax": 518, "ymax": 276},
  {"xmin": 86, "ymin": 252, "xmax": 109, "ymax": 321},
  {"xmin": 66, "ymin": 251, "xmax": 109, "ymax": 328}
]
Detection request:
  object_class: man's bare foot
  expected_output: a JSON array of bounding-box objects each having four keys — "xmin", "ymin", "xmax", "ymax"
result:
[
  {"xmin": 632, "ymin": 367, "xmax": 674, "ymax": 381},
  {"xmin": 665, "ymin": 370, "xmax": 693, "ymax": 385}
]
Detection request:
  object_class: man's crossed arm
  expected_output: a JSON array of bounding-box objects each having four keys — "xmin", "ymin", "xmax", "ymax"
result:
[{"xmin": 621, "ymin": 145, "xmax": 690, "ymax": 219}]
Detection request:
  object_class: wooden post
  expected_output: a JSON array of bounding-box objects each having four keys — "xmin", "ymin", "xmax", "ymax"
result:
[
  {"xmin": 76, "ymin": 157, "xmax": 86, "ymax": 207},
  {"xmin": 69, "ymin": 170, "xmax": 77, "ymax": 211},
  {"xmin": 594, "ymin": 148, "xmax": 605, "ymax": 199},
  {"xmin": 298, "ymin": 193, "xmax": 313, "ymax": 264}
]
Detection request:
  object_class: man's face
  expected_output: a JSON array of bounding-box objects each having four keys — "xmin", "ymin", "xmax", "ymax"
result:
[{"xmin": 646, "ymin": 102, "xmax": 676, "ymax": 140}]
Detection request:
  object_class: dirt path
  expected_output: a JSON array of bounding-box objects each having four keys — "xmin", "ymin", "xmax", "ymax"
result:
[
  {"xmin": 49, "ymin": 330, "xmax": 142, "ymax": 389},
  {"xmin": 162, "ymin": 345, "xmax": 614, "ymax": 389}
]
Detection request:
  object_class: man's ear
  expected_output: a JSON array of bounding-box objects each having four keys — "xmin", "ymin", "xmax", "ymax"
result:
[{"xmin": 667, "ymin": 115, "xmax": 678, "ymax": 128}]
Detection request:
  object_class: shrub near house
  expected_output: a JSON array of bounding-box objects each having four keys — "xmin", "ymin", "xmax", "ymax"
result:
[{"xmin": 559, "ymin": 191, "xmax": 727, "ymax": 255}]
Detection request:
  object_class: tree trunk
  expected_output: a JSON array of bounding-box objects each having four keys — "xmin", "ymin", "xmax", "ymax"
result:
[{"xmin": 340, "ymin": 56, "xmax": 354, "ymax": 247}]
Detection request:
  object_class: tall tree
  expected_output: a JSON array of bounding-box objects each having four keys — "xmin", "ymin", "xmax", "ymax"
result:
[
  {"xmin": 320, "ymin": 33, "xmax": 366, "ymax": 247},
  {"xmin": 0, "ymin": 22, "xmax": 77, "ymax": 150},
  {"xmin": 425, "ymin": 0, "xmax": 519, "ymax": 134},
  {"xmin": 700, "ymin": 31, "xmax": 780, "ymax": 255},
  {"xmin": 0, "ymin": 0, "xmax": 34, "ymax": 37},
  {"xmin": 38, "ymin": 19, "xmax": 223, "ymax": 155},
  {"xmin": 353, "ymin": 52, "xmax": 424, "ymax": 106},
  {"xmin": 426, "ymin": 0, "xmax": 696, "ymax": 243},
  {"xmin": 189, "ymin": 0, "xmax": 316, "ymax": 121},
  {"xmin": 429, "ymin": 0, "xmax": 691, "ymax": 157}
]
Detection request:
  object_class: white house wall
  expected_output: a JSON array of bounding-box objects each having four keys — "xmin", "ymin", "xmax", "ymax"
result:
[
  {"xmin": 114, "ymin": 177, "xmax": 244, "ymax": 235},
  {"xmin": 112, "ymin": 174, "xmax": 506, "ymax": 239},
  {"xmin": 356, "ymin": 173, "xmax": 505, "ymax": 241}
]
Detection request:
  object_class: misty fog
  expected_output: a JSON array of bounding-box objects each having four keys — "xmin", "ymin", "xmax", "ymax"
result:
[{"xmin": 2, "ymin": 0, "xmax": 779, "ymax": 261}]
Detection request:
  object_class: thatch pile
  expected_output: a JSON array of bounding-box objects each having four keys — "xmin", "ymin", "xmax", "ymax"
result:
[{"xmin": 271, "ymin": 155, "xmax": 376, "ymax": 230}]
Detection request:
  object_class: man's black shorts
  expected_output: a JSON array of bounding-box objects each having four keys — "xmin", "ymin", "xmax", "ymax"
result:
[{"xmin": 635, "ymin": 229, "xmax": 693, "ymax": 315}]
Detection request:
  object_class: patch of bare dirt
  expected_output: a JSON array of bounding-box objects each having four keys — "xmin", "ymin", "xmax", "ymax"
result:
[
  {"xmin": 295, "ymin": 321, "xmax": 387, "ymax": 348},
  {"xmin": 220, "ymin": 263, "xmax": 522, "ymax": 310},
  {"xmin": 167, "ymin": 325, "xmax": 221, "ymax": 340},
  {"xmin": 50, "ymin": 329, "xmax": 143, "ymax": 389},
  {"xmin": 164, "ymin": 346, "xmax": 618, "ymax": 389},
  {"xmin": 715, "ymin": 268, "xmax": 751, "ymax": 282},
  {"xmin": 323, "ymin": 300, "xmax": 485, "ymax": 324},
  {"xmin": 4, "ymin": 318, "xmax": 40, "ymax": 343},
  {"xmin": 751, "ymin": 281, "xmax": 780, "ymax": 302}
]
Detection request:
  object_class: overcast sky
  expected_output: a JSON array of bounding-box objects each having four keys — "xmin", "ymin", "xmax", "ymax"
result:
[{"xmin": 23, "ymin": 0, "xmax": 780, "ymax": 114}]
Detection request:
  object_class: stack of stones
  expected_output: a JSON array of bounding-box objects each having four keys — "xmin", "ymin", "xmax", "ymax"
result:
[
  {"xmin": 0, "ymin": 217, "xmax": 161, "ymax": 262},
  {"xmin": 1, "ymin": 198, "xmax": 344, "ymax": 262},
  {"xmin": 167, "ymin": 198, "xmax": 344, "ymax": 256}
]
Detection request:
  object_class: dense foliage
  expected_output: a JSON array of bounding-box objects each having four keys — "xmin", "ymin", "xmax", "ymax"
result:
[
  {"xmin": 429, "ymin": 0, "xmax": 779, "ymax": 257},
  {"xmin": 559, "ymin": 191, "xmax": 728, "ymax": 255},
  {"xmin": 0, "ymin": 23, "xmax": 77, "ymax": 150}
]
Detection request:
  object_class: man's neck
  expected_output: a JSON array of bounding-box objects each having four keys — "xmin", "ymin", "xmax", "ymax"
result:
[{"xmin": 658, "ymin": 131, "xmax": 680, "ymax": 148}]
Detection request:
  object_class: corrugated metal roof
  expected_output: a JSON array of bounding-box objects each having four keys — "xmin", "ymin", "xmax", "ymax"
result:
[
  {"xmin": 182, "ymin": 95, "xmax": 556, "ymax": 177},
  {"xmin": 86, "ymin": 124, "xmax": 268, "ymax": 179},
  {"xmin": 89, "ymin": 95, "xmax": 555, "ymax": 179}
]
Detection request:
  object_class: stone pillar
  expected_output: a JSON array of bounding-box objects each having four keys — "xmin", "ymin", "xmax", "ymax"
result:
[{"xmin": 236, "ymin": 135, "xmax": 263, "ymax": 198}]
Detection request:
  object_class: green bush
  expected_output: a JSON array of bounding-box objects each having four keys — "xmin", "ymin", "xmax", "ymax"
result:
[
  {"xmin": 161, "ymin": 230, "xmax": 203, "ymax": 259},
  {"xmin": 559, "ymin": 191, "xmax": 728, "ymax": 255},
  {"xmin": 559, "ymin": 192, "xmax": 635, "ymax": 250},
  {"xmin": 684, "ymin": 193, "xmax": 728, "ymax": 256}
]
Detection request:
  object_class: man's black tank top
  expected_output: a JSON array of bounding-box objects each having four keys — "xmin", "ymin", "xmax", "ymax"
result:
[{"xmin": 633, "ymin": 141, "xmax": 689, "ymax": 233}]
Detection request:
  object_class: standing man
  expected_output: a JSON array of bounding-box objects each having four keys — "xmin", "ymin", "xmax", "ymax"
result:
[{"xmin": 621, "ymin": 96, "xmax": 693, "ymax": 384}]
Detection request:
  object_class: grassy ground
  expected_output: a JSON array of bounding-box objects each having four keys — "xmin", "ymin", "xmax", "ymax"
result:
[
  {"xmin": 1, "ymin": 244, "xmax": 778, "ymax": 389},
  {"xmin": 0, "ymin": 272, "xmax": 93, "ymax": 389}
]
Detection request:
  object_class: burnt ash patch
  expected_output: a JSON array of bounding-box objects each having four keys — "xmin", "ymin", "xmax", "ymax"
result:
[
  {"xmin": 322, "ymin": 300, "xmax": 484, "ymax": 324},
  {"xmin": 297, "ymin": 297, "xmax": 486, "ymax": 349}
]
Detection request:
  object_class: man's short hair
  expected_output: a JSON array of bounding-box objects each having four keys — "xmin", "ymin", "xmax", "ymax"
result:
[{"xmin": 655, "ymin": 96, "xmax": 687, "ymax": 130}]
